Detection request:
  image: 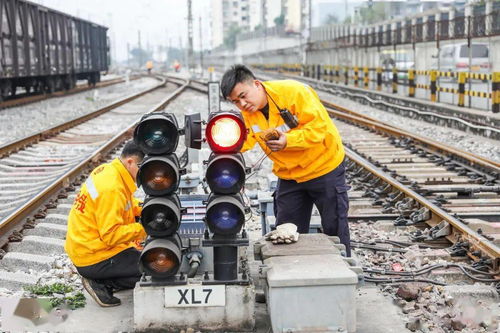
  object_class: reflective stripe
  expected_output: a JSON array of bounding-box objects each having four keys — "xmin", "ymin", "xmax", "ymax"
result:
[
  {"xmin": 85, "ymin": 177, "xmax": 99, "ymax": 200},
  {"xmin": 124, "ymin": 201, "xmax": 131, "ymax": 211},
  {"xmin": 252, "ymin": 125, "xmax": 262, "ymax": 133}
]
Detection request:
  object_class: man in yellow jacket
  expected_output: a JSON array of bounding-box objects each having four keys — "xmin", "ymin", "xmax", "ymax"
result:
[
  {"xmin": 221, "ymin": 65, "xmax": 351, "ymax": 256},
  {"xmin": 65, "ymin": 141, "xmax": 146, "ymax": 307}
]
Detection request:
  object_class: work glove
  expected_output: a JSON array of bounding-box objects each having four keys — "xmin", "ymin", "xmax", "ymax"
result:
[{"xmin": 264, "ymin": 223, "xmax": 299, "ymax": 244}]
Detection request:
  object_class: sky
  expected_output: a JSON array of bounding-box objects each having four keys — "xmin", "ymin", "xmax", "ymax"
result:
[{"xmin": 30, "ymin": 0, "xmax": 210, "ymax": 63}]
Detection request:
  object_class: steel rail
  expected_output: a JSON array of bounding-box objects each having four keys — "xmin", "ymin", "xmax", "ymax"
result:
[
  {"xmin": 325, "ymin": 106, "xmax": 500, "ymax": 174},
  {"xmin": 0, "ymin": 76, "xmax": 166, "ymax": 159},
  {"xmin": 346, "ymin": 146, "xmax": 500, "ymax": 268},
  {"xmin": 0, "ymin": 77, "xmax": 133, "ymax": 110},
  {"xmin": 0, "ymin": 78, "xmax": 189, "ymax": 248}
]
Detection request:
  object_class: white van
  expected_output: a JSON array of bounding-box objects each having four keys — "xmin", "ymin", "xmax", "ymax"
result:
[{"xmin": 435, "ymin": 43, "xmax": 490, "ymax": 74}]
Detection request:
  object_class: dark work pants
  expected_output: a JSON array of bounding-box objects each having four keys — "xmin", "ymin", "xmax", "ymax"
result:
[
  {"xmin": 76, "ymin": 247, "xmax": 142, "ymax": 291},
  {"xmin": 274, "ymin": 161, "xmax": 351, "ymax": 256}
]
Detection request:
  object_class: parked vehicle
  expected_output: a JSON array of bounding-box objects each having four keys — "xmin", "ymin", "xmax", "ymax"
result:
[
  {"xmin": 433, "ymin": 43, "xmax": 490, "ymax": 75},
  {"xmin": 0, "ymin": 0, "xmax": 109, "ymax": 101},
  {"xmin": 380, "ymin": 49, "xmax": 414, "ymax": 84}
]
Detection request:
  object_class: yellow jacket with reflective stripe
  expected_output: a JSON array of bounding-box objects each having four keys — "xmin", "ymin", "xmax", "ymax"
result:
[
  {"xmin": 64, "ymin": 158, "xmax": 146, "ymax": 267},
  {"xmin": 241, "ymin": 80, "xmax": 345, "ymax": 182}
]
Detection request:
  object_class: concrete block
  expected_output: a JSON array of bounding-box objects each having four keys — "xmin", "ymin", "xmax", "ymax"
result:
[
  {"xmin": 0, "ymin": 270, "xmax": 39, "ymax": 290},
  {"xmin": 254, "ymin": 233, "xmax": 340, "ymax": 261},
  {"xmin": 1, "ymin": 252, "xmax": 55, "ymax": 272},
  {"xmin": 263, "ymin": 254, "xmax": 358, "ymax": 333},
  {"xmin": 43, "ymin": 214, "xmax": 68, "ymax": 225},
  {"xmin": 47, "ymin": 203, "xmax": 72, "ymax": 215},
  {"xmin": 24, "ymin": 223, "xmax": 67, "ymax": 239},
  {"xmin": 404, "ymin": 248, "xmax": 451, "ymax": 261},
  {"xmin": 134, "ymin": 283, "xmax": 255, "ymax": 332},
  {"xmin": 7, "ymin": 236, "xmax": 65, "ymax": 255},
  {"xmin": 444, "ymin": 285, "xmax": 499, "ymax": 303}
]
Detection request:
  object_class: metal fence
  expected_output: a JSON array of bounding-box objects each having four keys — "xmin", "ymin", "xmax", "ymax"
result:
[{"xmin": 310, "ymin": 9, "xmax": 499, "ymax": 48}]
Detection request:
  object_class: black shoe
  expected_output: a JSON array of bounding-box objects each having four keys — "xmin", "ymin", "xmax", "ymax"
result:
[{"xmin": 81, "ymin": 277, "xmax": 121, "ymax": 307}]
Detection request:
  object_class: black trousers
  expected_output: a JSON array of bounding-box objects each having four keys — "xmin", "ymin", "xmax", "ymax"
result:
[
  {"xmin": 274, "ymin": 161, "xmax": 351, "ymax": 256},
  {"xmin": 76, "ymin": 247, "xmax": 142, "ymax": 291}
]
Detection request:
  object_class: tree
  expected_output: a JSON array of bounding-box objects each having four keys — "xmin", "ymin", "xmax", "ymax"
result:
[
  {"xmin": 358, "ymin": 2, "xmax": 387, "ymax": 25},
  {"xmin": 274, "ymin": 14, "xmax": 285, "ymax": 26},
  {"xmin": 129, "ymin": 47, "xmax": 152, "ymax": 67},
  {"xmin": 224, "ymin": 23, "xmax": 241, "ymax": 50},
  {"xmin": 323, "ymin": 14, "xmax": 339, "ymax": 25}
]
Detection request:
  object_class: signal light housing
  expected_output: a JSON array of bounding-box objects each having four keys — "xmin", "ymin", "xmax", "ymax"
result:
[
  {"xmin": 205, "ymin": 111, "xmax": 246, "ymax": 154},
  {"xmin": 134, "ymin": 113, "xmax": 180, "ymax": 155},
  {"xmin": 141, "ymin": 195, "xmax": 182, "ymax": 237},
  {"xmin": 205, "ymin": 153, "xmax": 246, "ymax": 194},
  {"xmin": 139, "ymin": 235, "xmax": 183, "ymax": 279},
  {"xmin": 137, "ymin": 155, "xmax": 183, "ymax": 196},
  {"xmin": 205, "ymin": 193, "xmax": 246, "ymax": 235}
]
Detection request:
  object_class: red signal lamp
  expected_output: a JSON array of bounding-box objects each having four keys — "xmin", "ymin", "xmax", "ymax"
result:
[{"xmin": 205, "ymin": 111, "xmax": 246, "ymax": 154}]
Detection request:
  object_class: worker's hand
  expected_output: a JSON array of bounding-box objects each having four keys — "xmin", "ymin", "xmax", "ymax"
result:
[
  {"xmin": 264, "ymin": 223, "xmax": 299, "ymax": 244},
  {"xmin": 265, "ymin": 129, "xmax": 287, "ymax": 152}
]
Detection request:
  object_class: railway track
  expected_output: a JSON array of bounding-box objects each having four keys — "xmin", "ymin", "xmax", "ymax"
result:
[
  {"xmin": 0, "ymin": 76, "xmax": 189, "ymax": 281},
  {"xmin": 0, "ymin": 77, "xmax": 133, "ymax": 110}
]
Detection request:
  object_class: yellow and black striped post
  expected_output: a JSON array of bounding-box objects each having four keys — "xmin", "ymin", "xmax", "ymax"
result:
[
  {"xmin": 335, "ymin": 65, "xmax": 340, "ymax": 84},
  {"xmin": 392, "ymin": 67, "xmax": 398, "ymax": 93},
  {"xmin": 329, "ymin": 66, "xmax": 334, "ymax": 83},
  {"xmin": 493, "ymin": 72, "xmax": 500, "ymax": 113},
  {"xmin": 363, "ymin": 67, "xmax": 369, "ymax": 89},
  {"xmin": 458, "ymin": 72, "xmax": 466, "ymax": 107},
  {"xmin": 408, "ymin": 69, "xmax": 415, "ymax": 97},
  {"xmin": 430, "ymin": 70, "xmax": 437, "ymax": 102},
  {"xmin": 323, "ymin": 66, "xmax": 329, "ymax": 82},
  {"xmin": 376, "ymin": 67, "xmax": 382, "ymax": 91},
  {"xmin": 344, "ymin": 66, "xmax": 349, "ymax": 85},
  {"xmin": 354, "ymin": 66, "xmax": 359, "ymax": 87}
]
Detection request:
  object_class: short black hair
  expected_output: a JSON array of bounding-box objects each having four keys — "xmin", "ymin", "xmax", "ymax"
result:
[
  {"xmin": 220, "ymin": 64, "xmax": 256, "ymax": 100},
  {"xmin": 121, "ymin": 140, "xmax": 145, "ymax": 161}
]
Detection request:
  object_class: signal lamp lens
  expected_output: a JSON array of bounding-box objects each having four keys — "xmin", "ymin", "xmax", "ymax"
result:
[
  {"xmin": 139, "ymin": 237, "xmax": 182, "ymax": 278},
  {"xmin": 206, "ymin": 112, "xmax": 246, "ymax": 153},
  {"xmin": 205, "ymin": 194, "xmax": 245, "ymax": 235},
  {"xmin": 141, "ymin": 196, "xmax": 181, "ymax": 237},
  {"xmin": 137, "ymin": 156, "xmax": 179, "ymax": 196},
  {"xmin": 206, "ymin": 154, "xmax": 245, "ymax": 194},
  {"xmin": 134, "ymin": 114, "xmax": 179, "ymax": 155},
  {"xmin": 211, "ymin": 118, "xmax": 241, "ymax": 147},
  {"xmin": 144, "ymin": 248, "xmax": 178, "ymax": 273}
]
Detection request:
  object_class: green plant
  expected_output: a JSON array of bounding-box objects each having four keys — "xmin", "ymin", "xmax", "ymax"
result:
[{"xmin": 24, "ymin": 283, "xmax": 86, "ymax": 310}]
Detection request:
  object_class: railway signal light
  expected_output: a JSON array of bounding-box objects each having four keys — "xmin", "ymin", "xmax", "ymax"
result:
[
  {"xmin": 202, "ymin": 111, "xmax": 249, "ymax": 281},
  {"xmin": 134, "ymin": 113, "xmax": 185, "ymax": 281}
]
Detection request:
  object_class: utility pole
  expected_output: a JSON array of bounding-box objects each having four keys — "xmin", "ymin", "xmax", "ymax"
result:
[
  {"xmin": 138, "ymin": 30, "xmax": 142, "ymax": 68},
  {"xmin": 187, "ymin": 0, "xmax": 194, "ymax": 71},
  {"xmin": 126, "ymin": 42, "xmax": 130, "ymax": 67},
  {"xmin": 199, "ymin": 16, "xmax": 203, "ymax": 70}
]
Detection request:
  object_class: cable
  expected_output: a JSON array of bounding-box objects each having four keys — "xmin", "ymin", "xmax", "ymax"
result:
[
  {"xmin": 179, "ymin": 148, "xmax": 189, "ymax": 168},
  {"xmin": 246, "ymin": 150, "xmax": 273, "ymax": 181}
]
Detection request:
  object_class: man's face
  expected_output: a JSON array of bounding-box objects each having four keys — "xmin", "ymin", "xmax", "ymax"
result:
[
  {"xmin": 228, "ymin": 80, "xmax": 267, "ymax": 112},
  {"xmin": 124, "ymin": 156, "xmax": 142, "ymax": 182}
]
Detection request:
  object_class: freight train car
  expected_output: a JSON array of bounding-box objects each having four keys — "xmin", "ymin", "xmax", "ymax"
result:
[{"xmin": 0, "ymin": 0, "xmax": 108, "ymax": 100}]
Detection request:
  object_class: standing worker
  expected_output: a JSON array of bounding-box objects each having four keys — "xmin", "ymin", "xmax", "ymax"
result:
[
  {"xmin": 65, "ymin": 141, "xmax": 146, "ymax": 307},
  {"xmin": 220, "ymin": 65, "xmax": 351, "ymax": 256}
]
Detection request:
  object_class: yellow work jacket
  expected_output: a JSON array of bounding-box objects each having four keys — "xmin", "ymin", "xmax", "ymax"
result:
[
  {"xmin": 65, "ymin": 158, "xmax": 146, "ymax": 267},
  {"xmin": 241, "ymin": 80, "xmax": 345, "ymax": 182}
]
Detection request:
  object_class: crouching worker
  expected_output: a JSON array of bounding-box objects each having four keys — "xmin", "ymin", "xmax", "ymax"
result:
[{"xmin": 65, "ymin": 141, "xmax": 146, "ymax": 307}]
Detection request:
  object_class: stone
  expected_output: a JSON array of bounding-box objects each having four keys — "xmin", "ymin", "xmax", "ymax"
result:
[
  {"xmin": 406, "ymin": 317, "xmax": 421, "ymax": 331},
  {"xmin": 397, "ymin": 283, "xmax": 421, "ymax": 301},
  {"xmin": 451, "ymin": 317, "xmax": 467, "ymax": 330}
]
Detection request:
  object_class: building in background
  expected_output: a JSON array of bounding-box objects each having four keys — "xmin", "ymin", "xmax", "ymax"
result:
[{"xmin": 210, "ymin": 0, "xmax": 251, "ymax": 49}]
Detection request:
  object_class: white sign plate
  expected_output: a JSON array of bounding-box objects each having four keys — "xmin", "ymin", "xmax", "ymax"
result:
[
  {"xmin": 208, "ymin": 82, "xmax": 220, "ymax": 114},
  {"xmin": 164, "ymin": 285, "xmax": 226, "ymax": 307}
]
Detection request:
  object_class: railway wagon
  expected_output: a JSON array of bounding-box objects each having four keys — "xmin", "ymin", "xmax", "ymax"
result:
[{"xmin": 0, "ymin": 0, "xmax": 108, "ymax": 100}]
